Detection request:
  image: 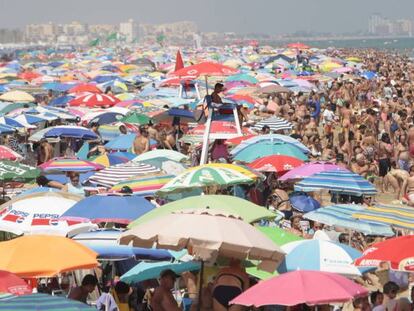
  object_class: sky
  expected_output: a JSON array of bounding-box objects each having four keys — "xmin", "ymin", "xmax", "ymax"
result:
[{"xmin": 0, "ymin": 0, "xmax": 413, "ymax": 34}]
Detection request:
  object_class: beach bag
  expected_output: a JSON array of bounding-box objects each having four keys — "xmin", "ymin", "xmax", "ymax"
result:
[{"xmin": 390, "ymin": 120, "xmax": 399, "ymax": 132}]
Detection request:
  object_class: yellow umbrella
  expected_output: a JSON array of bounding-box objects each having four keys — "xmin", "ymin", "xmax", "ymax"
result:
[
  {"xmin": 0, "ymin": 90, "xmax": 35, "ymax": 102},
  {"xmin": 346, "ymin": 57, "xmax": 362, "ymax": 63},
  {"xmin": 320, "ymin": 61, "xmax": 342, "ymax": 73},
  {"xmin": 188, "ymin": 163, "xmax": 263, "ymax": 180}
]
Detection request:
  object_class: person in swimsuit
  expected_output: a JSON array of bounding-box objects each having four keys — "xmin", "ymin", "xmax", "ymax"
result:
[
  {"xmin": 151, "ymin": 269, "xmax": 181, "ymax": 311},
  {"xmin": 212, "ymin": 259, "xmax": 249, "ymax": 311}
]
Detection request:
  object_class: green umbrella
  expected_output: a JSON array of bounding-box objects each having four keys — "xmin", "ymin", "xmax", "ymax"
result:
[
  {"xmin": 0, "ymin": 161, "xmax": 40, "ymax": 182},
  {"xmin": 128, "ymin": 195, "xmax": 276, "ymax": 228},
  {"xmin": 0, "ymin": 103, "xmax": 36, "ymax": 115},
  {"xmin": 121, "ymin": 112, "xmax": 151, "ymax": 125},
  {"xmin": 233, "ymin": 142, "xmax": 308, "ymax": 163}
]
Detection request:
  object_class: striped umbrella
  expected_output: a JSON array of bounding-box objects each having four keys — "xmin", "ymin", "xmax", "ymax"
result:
[
  {"xmin": 0, "ymin": 293, "xmax": 95, "ymax": 310},
  {"xmin": 88, "ymin": 162, "xmax": 160, "ymax": 188},
  {"xmin": 352, "ymin": 203, "xmax": 414, "ymax": 230},
  {"xmin": 304, "ymin": 204, "xmax": 394, "ymax": 236},
  {"xmin": 39, "ymin": 158, "xmax": 104, "ymax": 173},
  {"xmin": 156, "ymin": 165, "xmax": 255, "ymax": 196},
  {"xmin": 233, "ymin": 142, "xmax": 308, "ymax": 163},
  {"xmin": 294, "ymin": 169, "xmax": 377, "ymax": 196},
  {"xmin": 0, "ymin": 146, "xmax": 22, "ymax": 161},
  {"xmin": 91, "ymin": 153, "xmax": 130, "ymax": 167},
  {"xmin": 111, "ymin": 174, "xmax": 174, "ymax": 196},
  {"xmin": 68, "ymin": 93, "xmax": 120, "ymax": 108},
  {"xmin": 253, "ymin": 116, "xmax": 293, "ymax": 132}
]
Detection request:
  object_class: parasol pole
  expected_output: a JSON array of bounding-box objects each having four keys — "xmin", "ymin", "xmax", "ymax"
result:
[
  {"xmin": 205, "ymin": 76, "xmax": 209, "ymax": 95},
  {"xmin": 196, "ymin": 260, "xmax": 204, "ymax": 311}
]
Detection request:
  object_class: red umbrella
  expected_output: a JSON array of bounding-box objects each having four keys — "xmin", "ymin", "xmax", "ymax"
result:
[
  {"xmin": 69, "ymin": 83, "xmax": 102, "ymax": 94},
  {"xmin": 248, "ymin": 155, "xmax": 304, "ymax": 173},
  {"xmin": 287, "ymin": 42, "xmax": 310, "ymax": 49},
  {"xmin": 355, "ymin": 235, "xmax": 414, "ymax": 271},
  {"xmin": 189, "ymin": 121, "xmax": 250, "ymax": 137},
  {"xmin": 0, "ymin": 270, "xmax": 32, "ymax": 295},
  {"xmin": 18, "ymin": 72, "xmax": 41, "ymax": 81},
  {"xmin": 171, "ymin": 61, "xmax": 238, "ymax": 78},
  {"xmin": 226, "ymin": 134, "xmax": 257, "ymax": 145},
  {"xmin": 174, "ymin": 49, "xmax": 184, "ymax": 71},
  {"xmin": 0, "ymin": 145, "xmax": 23, "ymax": 161},
  {"xmin": 69, "ymin": 93, "xmax": 120, "ymax": 108}
]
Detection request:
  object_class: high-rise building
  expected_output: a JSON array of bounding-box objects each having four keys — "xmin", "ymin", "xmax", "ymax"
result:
[{"xmin": 119, "ymin": 19, "xmax": 138, "ymax": 43}]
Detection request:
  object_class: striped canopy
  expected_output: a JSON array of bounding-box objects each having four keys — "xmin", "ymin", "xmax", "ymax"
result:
[
  {"xmin": 111, "ymin": 174, "xmax": 174, "ymax": 196},
  {"xmin": 352, "ymin": 203, "xmax": 414, "ymax": 230},
  {"xmin": 304, "ymin": 204, "xmax": 394, "ymax": 236},
  {"xmin": 253, "ymin": 116, "xmax": 293, "ymax": 132},
  {"xmin": 39, "ymin": 158, "xmax": 104, "ymax": 173},
  {"xmin": 294, "ymin": 169, "xmax": 377, "ymax": 196},
  {"xmin": 88, "ymin": 162, "xmax": 160, "ymax": 188}
]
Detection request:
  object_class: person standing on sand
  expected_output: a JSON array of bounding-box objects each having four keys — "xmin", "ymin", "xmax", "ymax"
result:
[{"xmin": 133, "ymin": 126, "xmax": 150, "ymax": 155}]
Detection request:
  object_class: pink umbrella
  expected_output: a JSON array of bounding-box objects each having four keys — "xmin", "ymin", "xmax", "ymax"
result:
[
  {"xmin": 279, "ymin": 162, "xmax": 347, "ymax": 181},
  {"xmin": 333, "ymin": 67, "xmax": 354, "ymax": 74},
  {"xmin": 230, "ymin": 270, "xmax": 368, "ymax": 307}
]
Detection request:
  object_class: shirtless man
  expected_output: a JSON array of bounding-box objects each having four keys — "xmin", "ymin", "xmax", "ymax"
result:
[
  {"xmin": 133, "ymin": 127, "xmax": 150, "ymax": 155},
  {"xmin": 151, "ymin": 269, "xmax": 181, "ymax": 311},
  {"xmin": 408, "ymin": 125, "xmax": 414, "ymax": 159},
  {"xmin": 352, "ymin": 154, "xmax": 369, "ymax": 178},
  {"xmin": 340, "ymin": 101, "xmax": 352, "ymax": 141},
  {"xmin": 378, "ymin": 133, "xmax": 393, "ymax": 192},
  {"xmin": 384, "ymin": 168, "xmax": 409, "ymax": 199},
  {"xmin": 302, "ymin": 115, "xmax": 318, "ymax": 145},
  {"xmin": 37, "ymin": 139, "xmax": 53, "ymax": 165}
]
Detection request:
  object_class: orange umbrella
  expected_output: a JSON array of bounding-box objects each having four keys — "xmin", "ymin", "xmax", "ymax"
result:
[{"xmin": 0, "ymin": 235, "xmax": 98, "ymax": 278}]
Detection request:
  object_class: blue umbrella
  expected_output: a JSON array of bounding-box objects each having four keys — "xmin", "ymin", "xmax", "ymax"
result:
[
  {"xmin": 43, "ymin": 82, "xmax": 74, "ymax": 92},
  {"xmin": 0, "ymin": 124, "xmax": 16, "ymax": 134},
  {"xmin": 48, "ymin": 61, "xmax": 64, "ymax": 68},
  {"xmin": 294, "ymin": 169, "xmax": 377, "ymax": 196},
  {"xmin": 44, "ymin": 126, "xmax": 98, "ymax": 140},
  {"xmin": 60, "ymin": 194, "xmax": 155, "ymax": 224},
  {"xmin": 92, "ymin": 75, "xmax": 121, "ymax": 83},
  {"xmin": 82, "ymin": 244, "xmax": 172, "ymax": 261},
  {"xmin": 361, "ymin": 71, "xmax": 376, "ymax": 80},
  {"xmin": 0, "ymin": 85, "xmax": 10, "ymax": 93},
  {"xmin": 88, "ymin": 112, "xmax": 125, "ymax": 125},
  {"xmin": 289, "ymin": 192, "xmax": 320, "ymax": 212},
  {"xmin": 15, "ymin": 114, "xmax": 45, "ymax": 125},
  {"xmin": 121, "ymin": 261, "xmax": 201, "ymax": 284},
  {"xmin": 111, "ymin": 151, "xmax": 137, "ymax": 160},
  {"xmin": 48, "ymin": 95, "xmax": 75, "ymax": 107},
  {"xmin": 0, "ymin": 293, "xmax": 94, "ymax": 310},
  {"xmin": 0, "ymin": 116, "xmax": 26, "ymax": 128},
  {"xmin": 105, "ymin": 134, "xmax": 136, "ymax": 150},
  {"xmin": 304, "ymin": 204, "xmax": 394, "ymax": 236}
]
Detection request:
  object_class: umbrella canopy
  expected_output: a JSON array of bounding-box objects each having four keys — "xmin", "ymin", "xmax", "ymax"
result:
[
  {"xmin": 352, "ymin": 203, "xmax": 414, "ymax": 230},
  {"xmin": 0, "ymin": 90, "xmax": 35, "ymax": 103},
  {"xmin": 69, "ymin": 83, "xmax": 102, "ymax": 94},
  {"xmin": 0, "ymin": 270, "xmax": 32, "ymax": 296},
  {"xmin": 172, "ymin": 61, "xmax": 238, "ymax": 78},
  {"xmin": 88, "ymin": 162, "xmax": 160, "ymax": 188},
  {"xmin": 110, "ymin": 174, "xmax": 174, "ymax": 196},
  {"xmin": 38, "ymin": 157, "xmax": 104, "ymax": 173},
  {"xmin": 355, "ymin": 235, "xmax": 414, "ymax": 271},
  {"xmin": 279, "ymin": 162, "xmax": 345, "ymax": 181},
  {"xmin": 252, "ymin": 116, "xmax": 293, "ymax": 132},
  {"xmin": 233, "ymin": 142, "xmax": 308, "ymax": 163},
  {"xmin": 230, "ymin": 270, "xmax": 368, "ymax": 307},
  {"xmin": 0, "ymin": 192, "xmax": 96, "ymax": 236},
  {"xmin": 128, "ymin": 195, "xmax": 276, "ymax": 228},
  {"xmin": 294, "ymin": 169, "xmax": 377, "ymax": 196},
  {"xmin": 69, "ymin": 93, "xmax": 120, "ymax": 108},
  {"xmin": 104, "ymin": 133, "xmax": 136, "ymax": 150},
  {"xmin": 139, "ymin": 157, "xmax": 187, "ymax": 176},
  {"xmin": 91, "ymin": 153, "xmax": 130, "ymax": 167},
  {"xmin": 257, "ymin": 84, "xmax": 291, "ymax": 94},
  {"xmin": 133, "ymin": 149, "xmax": 188, "ymax": 163},
  {"xmin": 278, "ymin": 240, "xmax": 362, "ymax": 277},
  {"xmin": 29, "ymin": 126, "xmax": 98, "ymax": 141},
  {"xmin": 304, "ymin": 204, "xmax": 394, "ymax": 236},
  {"xmin": 121, "ymin": 261, "xmax": 201, "ymax": 284},
  {"xmin": 120, "ymin": 209, "xmax": 285, "ymax": 272},
  {"xmin": 120, "ymin": 112, "xmax": 151, "ymax": 125},
  {"xmin": 0, "ymin": 235, "xmax": 98, "ymax": 278},
  {"xmin": 0, "ymin": 293, "xmax": 95, "ymax": 310},
  {"xmin": 289, "ymin": 193, "xmax": 320, "ymax": 212},
  {"xmin": 156, "ymin": 165, "xmax": 255, "ymax": 196},
  {"xmin": 0, "ymin": 161, "xmax": 39, "ymax": 182},
  {"xmin": 257, "ymin": 226, "xmax": 303, "ymax": 246},
  {"xmin": 0, "ymin": 145, "xmax": 23, "ymax": 161},
  {"xmin": 60, "ymin": 194, "xmax": 155, "ymax": 225},
  {"xmin": 248, "ymin": 155, "xmax": 303, "ymax": 173}
]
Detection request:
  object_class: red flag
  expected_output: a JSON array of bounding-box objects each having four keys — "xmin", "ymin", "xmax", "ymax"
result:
[{"xmin": 174, "ymin": 50, "xmax": 184, "ymax": 71}]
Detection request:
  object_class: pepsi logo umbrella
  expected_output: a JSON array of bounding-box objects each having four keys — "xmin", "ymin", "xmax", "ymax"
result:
[
  {"xmin": 0, "ymin": 270, "xmax": 32, "ymax": 296},
  {"xmin": 69, "ymin": 93, "xmax": 120, "ymax": 108},
  {"xmin": 0, "ymin": 146, "xmax": 23, "ymax": 161},
  {"xmin": 294, "ymin": 169, "xmax": 377, "ymax": 196},
  {"xmin": 38, "ymin": 157, "xmax": 104, "ymax": 173}
]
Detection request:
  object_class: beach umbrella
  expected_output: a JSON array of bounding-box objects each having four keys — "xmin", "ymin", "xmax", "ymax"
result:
[
  {"xmin": 226, "ymin": 134, "xmax": 257, "ymax": 146},
  {"xmin": 120, "ymin": 112, "xmax": 151, "ymax": 125},
  {"xmin": 13, "ymin": 114, "xmax": 45, "ymax": 125},
  {"xmin": 257, "ymin": 84, "xmax": 291, "ymax": 94},
  {"xmin": 29, "ymin": 125, "xmax": 98, "ymax": 141},
  {"xmin": 0, "ymin": 235, "xmax": 98, "ymax": 278},
  {"xmin": 0, "ymin": 192, "xmax": 96, "ymax": 236},
  {"xmin": 355, "ymin": 235, "xmax": 414, "ymax": 271},
  {"xmin": 88, "ymin": 162, "xmax": 160, "ymax": 188},
  {"xmin": 91, "ymin": 153, "xmax": 130, "ymax": 167},
  {"xmin": 0, "ymin": 270, "xmax": 32, "ymax": 296},
  {"xmin": 88, "ymin": 111, "xmax": 125, "ymax": 125},
  {"xmin": 0, "ymin": 293, "xmax": 95, "ymax": 310},
  {"xmin": 38, "ymin": 157, "xmax": 104, "ymax": 173},
  {"xmin": 0, "ymin": 161, "xmax": 39, "ymax": 183},
  {"xmin": 233, "ymin": 142, "xmax": 308, "ymax": 163},
  {"xmin": 48, "ymin": 95, "xmax": 75, "ymax": 107},
  {"xmin": 121, "ymin": 261, "xmax": 201, "ymax": 284},
  {"xmin": 289, "ymin": 192, "xmax": 320, "ymax": 212},
  {"xmin": 133, "ymin": 149, "xmax": 188, "ymax": 162},
  {"xmin": 303, "ymin": 204, "xmax": 394, "ymax": 236},
  {"xmin": 352, "ymin": 203, "xmax": 414, "ymax": 230},
  {"xmin": 252, "ymin": 116, "xmax": 293, "ymax": 132},
  {"xmin": 0, "ymin": 116, "xmax": 30, "ymax": 129},
  {"xmin": 294, "ymin": 169, "xmax": 377, "ymax": 196},
  {"xmin": 60, "ymin": 194, "xmax": 155, "ymax": 225},
  {"xmin": 278, "ymin": 240, "xmax": 362, "ymax": 277},
  {"xmin": 110, "ymin": 174, "xmax": 174, "ymax": 196},
  {"xmin": 279, "ymin": 162, "xmax": 345, "ymax": 181},
  {"xmin": 69, "ymin": 83, "xmax": 101, "ymax": 94},
  {"xmin": 128, "ymin": 195, "xmax": 276, "ymax": 228},
  {"xmin": 248, "ymin": 155, "xmax": 303, "ymax": 173},
  {"xmin": 104, "ymin": 133, "xmax": 136, "ymax": 150},
  {"xmin": 225, "ymin": 73, "xmax": 258, "ymax": 84},
  {"xmin": 257, "ymin": 226, "xmax": 303, "ymax": 246},
  {"xmin": 120, "ymin": 209, "xmax": 285, "ymax": 273},
  {"xmin": 230, "ymin": 270, "xmax": 368, "ymax": 307},
  {"xmin": 0, "ymin": 146, "xmax": 23, "ymax": 161},
  {"xmin": 139, "ymin": 157, "xmax": 187, "ymax": 176},
  {"xmin": 0, "ymin": 90, "xmax": 34, "ymax": 103},
  {"xmin": 69, "ymin": 93, "xmax": 120, "ymax": 108},
  {"xmin": 188, "ymin": 121, "xmax": 252, "ymax": 139},
  {"xmin": 156, "ymin": 165, "xmax": 255, "ymax": 197},
  {"xmin": 0, "ymin": 124, "xmax": 18, "ymax": 134},
  {"xmin": 287, "ymin": 42, "xmax": 310, "ymax": 49}
]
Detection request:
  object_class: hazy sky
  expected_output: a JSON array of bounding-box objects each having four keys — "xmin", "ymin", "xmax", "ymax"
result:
[{"xmin": 0, "ymin": 0, "xmax": 413, "ymax": 34}]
